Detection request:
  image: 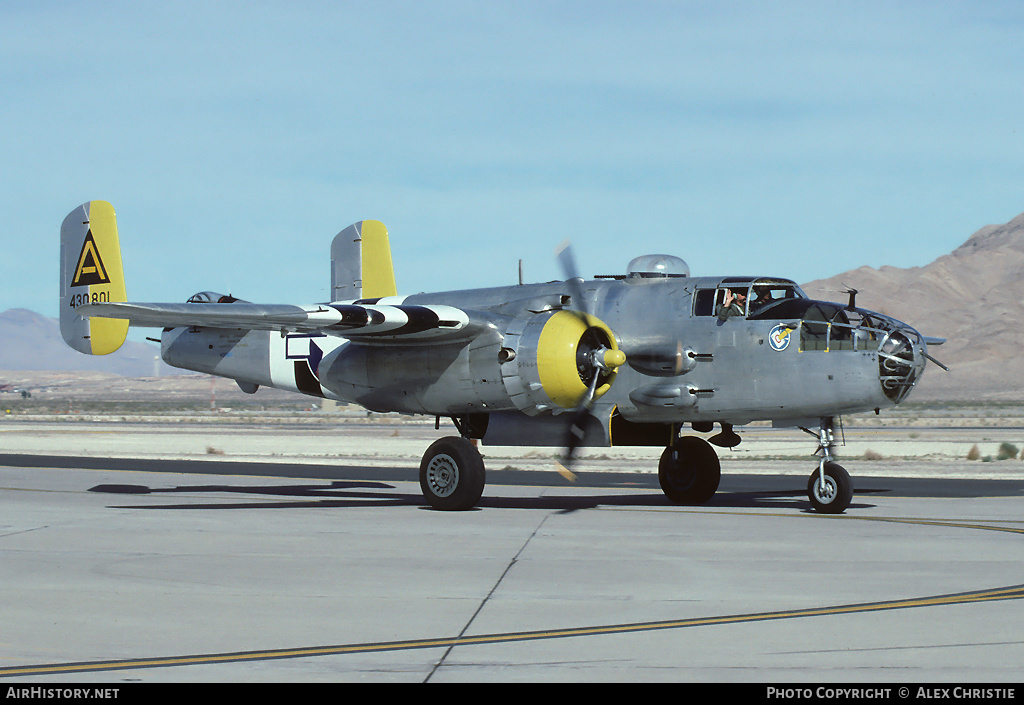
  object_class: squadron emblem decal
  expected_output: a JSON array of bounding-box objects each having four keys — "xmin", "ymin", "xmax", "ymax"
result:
[
  {"xmin": 769, "ymin": 323, "xmax": 792, "ymax": 351},
  {"xmin": 71, "ymin": 230, "xmax": 111, "ymax": 287}
]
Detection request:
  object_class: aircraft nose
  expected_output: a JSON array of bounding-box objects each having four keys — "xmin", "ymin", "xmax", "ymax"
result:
[{"xmin": 877, "ymin": 322, "xmax": 927, "ymax": 403}]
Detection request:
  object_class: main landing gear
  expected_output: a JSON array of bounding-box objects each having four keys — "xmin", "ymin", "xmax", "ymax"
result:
[
  {"xmin": 419, "ymin": 436, "xmax": 486, "ymax": 511},
  {"xmin": 658, "ymin": 436, "xmax": 721, "ymax": 504}
]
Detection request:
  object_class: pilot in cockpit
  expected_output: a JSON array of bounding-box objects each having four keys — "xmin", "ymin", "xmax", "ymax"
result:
[
  {"xmin": 716, "ymin": 289, "xmax": 747, "ymax": 321},
  {"xmin": 748, "ymin": 286, "xmax": 772, "ymax": 314}
]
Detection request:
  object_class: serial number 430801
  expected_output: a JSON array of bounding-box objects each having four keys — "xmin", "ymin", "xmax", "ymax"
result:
[{"xmin": 68, "ymin": 291, "xmax": 110, "ymax": 308}]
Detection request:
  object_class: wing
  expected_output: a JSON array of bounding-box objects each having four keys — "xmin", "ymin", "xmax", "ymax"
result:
[{"xmin": 76, "ymin": 301, "xmax": 482, "ymax": 342}]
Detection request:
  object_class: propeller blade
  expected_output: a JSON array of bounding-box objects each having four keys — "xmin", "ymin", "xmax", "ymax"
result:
[
  {"xmin": 555, "ymin": 239, "xmax": 589, "ymax": 317},
  {"xmin": 555, "ymin": 239, "xmax": 579, "ymax": 282},
  {"xmin": 555, "ymin": 462, "xmax": 577, "ymax": 482},
  {"xmin": 558, "ymin": 368, "xmax": 601, "ymax": 477}
]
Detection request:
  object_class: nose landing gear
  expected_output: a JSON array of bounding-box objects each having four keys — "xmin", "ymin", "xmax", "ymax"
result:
[{"xmin": 804, "ymin": 416, "xmax": 853, "ymax": 514}]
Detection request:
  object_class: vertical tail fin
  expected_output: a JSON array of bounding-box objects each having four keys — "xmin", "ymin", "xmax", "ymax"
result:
[
  {"xmin": 330, "ymin": 220, "xmax": 397, "ymax": 301},
  {"xmin": 59, "ymin": 201, "xmax": 128, "ymax": 355}
]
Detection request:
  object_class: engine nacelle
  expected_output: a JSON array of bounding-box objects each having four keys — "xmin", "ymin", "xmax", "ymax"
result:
[
  {"xmin": 499, "ymin": 309, "xmax": 621, "ymax": 415},
  {"xmin": 316, "ymin": 308, "xmax": 624, "ymax": 417}
]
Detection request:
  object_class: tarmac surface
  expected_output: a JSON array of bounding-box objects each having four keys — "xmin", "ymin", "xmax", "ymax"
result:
[{"xmin": 1, "ymin": 419, "xmax": 1023, "ymax": 682}]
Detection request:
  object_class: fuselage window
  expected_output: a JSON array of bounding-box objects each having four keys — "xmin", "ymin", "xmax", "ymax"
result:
[{"xmin": 693, "ymin": 289, "xmax": 716, "ymax": 317}]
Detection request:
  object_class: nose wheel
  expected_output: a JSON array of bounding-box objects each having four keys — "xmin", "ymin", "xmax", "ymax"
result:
[{"xmin": 808, "ymin": 461, "xmax": 852, "ymax": 513}]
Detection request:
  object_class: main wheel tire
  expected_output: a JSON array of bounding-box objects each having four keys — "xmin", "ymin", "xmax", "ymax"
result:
[
  {"xmin": 658, "ymin": 436, "xmax": 721, "ymax": 505},
  {"xmin": 419, "ymin": 436, "xmax": 486, "ymax": 511},
  {"xmin": 807, "ymin": 461, "xmax": 853, "ymax": 514}
]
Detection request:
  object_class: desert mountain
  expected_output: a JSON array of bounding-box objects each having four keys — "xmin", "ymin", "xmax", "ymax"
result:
[
  {"xmin": 802, "ymin": 211, "xmax": 1024, "ymax": 401},
  {"xmin": 0, "ymin": 308, "xmax": 182, "ymax": 377}
]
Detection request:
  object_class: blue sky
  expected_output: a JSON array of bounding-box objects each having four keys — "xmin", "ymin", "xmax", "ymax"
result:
[{"xmin": 4, "ymin": 1, "xmax": 1024, "ymax": 327}]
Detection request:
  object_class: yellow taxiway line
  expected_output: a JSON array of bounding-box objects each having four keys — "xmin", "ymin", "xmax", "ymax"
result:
[{"xmin": 3, "ymin": 583, "xmax": 1023, "ymax": 678}]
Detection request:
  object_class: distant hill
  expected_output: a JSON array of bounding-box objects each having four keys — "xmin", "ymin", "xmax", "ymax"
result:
[
  {"xmin": 803, "ymin": 211, "xmax": 1024, "ymax": 401},
  {"xmin": 0, "ymin": 308, "xmax": 182, "ymax": 377}
]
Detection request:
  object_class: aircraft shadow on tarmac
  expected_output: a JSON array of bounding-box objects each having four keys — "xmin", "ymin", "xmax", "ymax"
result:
[
  {"xmin": 86, "ymin": 480, "xmax": 878, "ymax": 513},
  {"xmin": 15, "ymin": 453, "xmax": 1018, "ymax": 511}
]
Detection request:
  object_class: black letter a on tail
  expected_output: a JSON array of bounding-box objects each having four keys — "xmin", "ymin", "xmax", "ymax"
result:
[{"xmin": 71, "ymin": 230, "xmax": 111, "ymax": 287}]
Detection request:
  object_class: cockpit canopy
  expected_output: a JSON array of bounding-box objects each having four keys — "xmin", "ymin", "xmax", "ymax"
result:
[
  {"xmin": 187, "ymin": 291, "xmax": 243, "ymax": 304},
  {"xmin": 693, "ymin": 278, "xmax": 806, "ymax": 318}
]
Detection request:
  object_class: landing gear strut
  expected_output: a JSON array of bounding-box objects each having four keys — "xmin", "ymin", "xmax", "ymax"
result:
[{"xmin": 805, "ymin": 417, "xmax": 853, "ymax": 514}]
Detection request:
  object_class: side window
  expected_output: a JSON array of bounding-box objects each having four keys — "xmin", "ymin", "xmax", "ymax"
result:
[
  {"xmin": 694, "ymin": 289, "xmax": 716, "ymax": 316},
  {"xmin": 800, "ymin": 303, "xmax": 831, "ymax": 351}
]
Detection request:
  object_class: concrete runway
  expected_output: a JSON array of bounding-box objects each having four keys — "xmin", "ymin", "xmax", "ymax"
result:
[{"xmin": 1, "ymin": 424, "xmax": 1023, "ymax": 682}]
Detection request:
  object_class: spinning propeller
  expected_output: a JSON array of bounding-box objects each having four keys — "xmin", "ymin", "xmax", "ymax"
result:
[{"xmin": 554, "ymin": 241, "xmax": 626, "ymax": 479}]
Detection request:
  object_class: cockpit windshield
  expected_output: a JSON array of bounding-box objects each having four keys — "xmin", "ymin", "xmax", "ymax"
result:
[{"xmin": 744, "ymin": 279, "xmax": 805, "ymax": 317}]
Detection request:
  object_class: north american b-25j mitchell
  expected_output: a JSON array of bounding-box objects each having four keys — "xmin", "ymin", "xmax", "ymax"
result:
[{"xmin": 60, "ymin": 200, "xmax": 946, "ymax": 514}]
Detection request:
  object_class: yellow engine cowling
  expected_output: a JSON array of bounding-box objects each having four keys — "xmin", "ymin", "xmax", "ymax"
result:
[{"xmin": 499, "ymin": 309, "xmax": 624, "ymax": 415}]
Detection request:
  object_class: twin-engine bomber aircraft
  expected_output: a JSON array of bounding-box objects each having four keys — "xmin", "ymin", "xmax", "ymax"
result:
[{"xmin": 60, "ymin": 201, "xmax": 945, "ymax": 514}]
